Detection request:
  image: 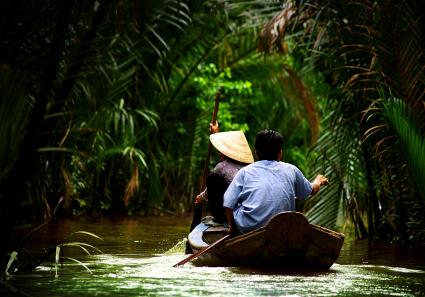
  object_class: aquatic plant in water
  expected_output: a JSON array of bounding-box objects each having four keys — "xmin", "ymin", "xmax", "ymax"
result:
[
  {"xmin": 3, "ymin": 230, "xmax": 103, "ymax": 277},
  {"xmin": 54, "ymin": 231, "xmax": 103, "ymax": 277}
]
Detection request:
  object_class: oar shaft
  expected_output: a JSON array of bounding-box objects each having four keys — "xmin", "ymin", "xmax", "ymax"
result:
[
  {"xmin": 189, "ymin": 91, "xmax": 221, "ymax": 234},
  {"xmin": 199, "ymin": 90, "xmax": 220, "ymax": 191},
  {"xmin": 174, "ymin": 234, "xmax": 230, "ymax": 267},
  {"xmin": 186, "ymin": 91, "xmax": 221, "ymax": 254}
]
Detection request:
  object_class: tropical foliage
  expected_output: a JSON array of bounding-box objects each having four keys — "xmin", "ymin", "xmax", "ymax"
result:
[
  {"xmin": 257, "ymin": 0, "xmax": 424, "ymax": 243},
  {"xmin": 0, "ymin": 0, "xmax": 424, "ymax": 258}
]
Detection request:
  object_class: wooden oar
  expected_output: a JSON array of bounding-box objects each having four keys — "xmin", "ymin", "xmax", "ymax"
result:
[
  {"xmin": 174, "ymin": 234, "xmax": 230, "ymax": 267},
  {"xmin": 187, "ymin": 91, "xmax": 221, "ymax": 234}
]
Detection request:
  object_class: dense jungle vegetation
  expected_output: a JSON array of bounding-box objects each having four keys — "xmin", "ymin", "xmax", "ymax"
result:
[{"xmin": 0, "ymin": 0, "xmax": 424, "ymax": 258}]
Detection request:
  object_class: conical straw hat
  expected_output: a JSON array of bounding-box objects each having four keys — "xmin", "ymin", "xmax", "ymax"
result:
[{"xmin": 210, "ymin": 131, "xmax": 254, "ymax": 164}]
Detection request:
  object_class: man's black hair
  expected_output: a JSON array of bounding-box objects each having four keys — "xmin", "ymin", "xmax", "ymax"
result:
[{"xmin": 255, "ymin": 130, "xmax": 283, "ymax": 160}]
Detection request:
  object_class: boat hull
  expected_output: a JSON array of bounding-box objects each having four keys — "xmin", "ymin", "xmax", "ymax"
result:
[{"xmin": 189, "ymin": 212, "xmax": 344, "ymax": 270}]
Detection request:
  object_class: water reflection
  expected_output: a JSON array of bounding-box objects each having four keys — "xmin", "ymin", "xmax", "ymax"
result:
[{"xmin": 3, "ymin": 217, "xmax": 425, "ymax": 297}]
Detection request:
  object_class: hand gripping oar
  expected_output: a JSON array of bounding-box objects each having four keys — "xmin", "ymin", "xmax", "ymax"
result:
[
  {"xmin": 174, "ymin": 234, "xmax": 230, "ymax": 267},
  {"xmin": 187, "ymin": 91, "xmax": 221, "ymax": 234}
]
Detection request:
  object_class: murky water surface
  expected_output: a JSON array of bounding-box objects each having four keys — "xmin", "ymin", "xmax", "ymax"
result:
[{"xmin": 3, "ymin": 217, "xmax": 425, "ymax": 296}]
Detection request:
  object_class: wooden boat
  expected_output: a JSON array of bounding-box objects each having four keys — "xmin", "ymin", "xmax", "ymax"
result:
[{"xmin": 188, "ymin": 211, "xmax": 344, "ymax": 270}]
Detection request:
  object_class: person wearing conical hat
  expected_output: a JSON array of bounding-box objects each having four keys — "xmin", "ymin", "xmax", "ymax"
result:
[{"xmin": 195, "ymin": 123, "xmax": 254, "ymax": 224}]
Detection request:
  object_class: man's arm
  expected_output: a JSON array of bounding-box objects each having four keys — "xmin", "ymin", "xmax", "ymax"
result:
[
  {"xmin": 311, "ymin": 174, "xmax": 329, "ymax": 195},
  {"xmin": 224, "ymin": 207, "xmax": 238, "ymax": 235}
]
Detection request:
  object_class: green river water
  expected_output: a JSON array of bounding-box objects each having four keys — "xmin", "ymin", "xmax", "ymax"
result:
[{"xmin": 2, "ymin": 216, "xmax": 425, "ymax": 296}]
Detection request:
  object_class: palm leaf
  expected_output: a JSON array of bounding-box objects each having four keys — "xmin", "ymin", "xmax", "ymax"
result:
[
  {"xmin": 382, "ymin": 98, "xmax": 425, "ymax": 203},
  {"xmin": 0, "ymin": 69, "xmax": 31, "ymax": 179},
  {"xmin": 305, "ymin": 111, "xmax": 368, "ymax": 235}
]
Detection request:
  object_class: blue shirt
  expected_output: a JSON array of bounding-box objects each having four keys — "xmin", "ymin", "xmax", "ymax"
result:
[{"xmin": 223, "ymin": 160, "xmax": 313, "ymax": 233}]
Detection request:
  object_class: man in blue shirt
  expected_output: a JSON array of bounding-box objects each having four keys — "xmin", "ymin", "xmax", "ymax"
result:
[{"xmin": 223, "ymin": 130, "xmax": 328, "ymax": 234}]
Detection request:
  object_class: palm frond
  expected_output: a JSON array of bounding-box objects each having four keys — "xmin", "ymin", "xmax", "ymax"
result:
[
  {"xmin": 382, "ymin": 98, "xmax": 425, "ymax": 203},
  {"xmin": 0, "ymin": 69, "xmax": 31, "ymax": 179},
  {"xmin": 305, "ymin": 110, "xmax": 368, "ymax": 235},
  {"xmin": 257, "ymin": 2, "xmax": 297, "ymax": 54}
]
